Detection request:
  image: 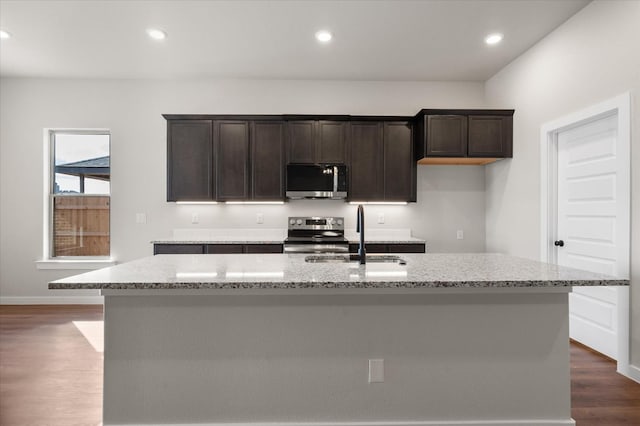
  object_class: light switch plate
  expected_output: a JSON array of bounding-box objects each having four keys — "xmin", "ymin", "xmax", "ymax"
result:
[
  {"xmin": 256, "ymin": 213, "xmax": 264, "ymax": 224},
  {"xmin": 377, "ymin": 213, "xmax": 385, "ymax": 224},
  {"xmin": 457, "ymin": 230, "xmax": 464, "ymax": 240},
  {"xmin": 135, "ymin": 213, "xmax": 147, "ymax": 224},
  {"xmin": 191, "ymin": 213, "xmax": 199, "ymax": 224}
]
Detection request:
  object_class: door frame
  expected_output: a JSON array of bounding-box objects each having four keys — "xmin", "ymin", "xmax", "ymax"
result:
[{"xmin": 539, "ymin": 92, "xmax": 631, "ymax": 378}]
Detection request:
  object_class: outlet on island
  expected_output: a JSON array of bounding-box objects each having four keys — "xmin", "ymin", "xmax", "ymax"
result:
[{"xmin": 256, "ymin": 213, "xmax": 264, "ymax": 224}]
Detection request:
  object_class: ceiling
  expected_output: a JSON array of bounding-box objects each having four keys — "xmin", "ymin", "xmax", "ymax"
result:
[{"xmin": 0, "ymin": 0, "xmax": 590, "ymax": 81}]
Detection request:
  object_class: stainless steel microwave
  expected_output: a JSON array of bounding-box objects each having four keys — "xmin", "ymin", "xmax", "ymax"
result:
[{"xmin": 286, "ymin": 164, "xmax": 348, "ymax": 199}]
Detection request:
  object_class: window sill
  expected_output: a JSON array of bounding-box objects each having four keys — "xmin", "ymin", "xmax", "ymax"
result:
[{"xmin": 35, "ymin": 259, "xmax": 117, "ymax": 270}]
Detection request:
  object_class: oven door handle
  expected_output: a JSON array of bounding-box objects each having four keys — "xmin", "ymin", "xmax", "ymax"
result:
[{"xmin": 333, "ymin": 166, "xmax": 338, "ymax": 196}]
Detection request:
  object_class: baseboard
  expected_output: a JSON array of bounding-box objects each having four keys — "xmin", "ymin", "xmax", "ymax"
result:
[
  {"xmin": 109, "ymin": 419, "xmax": 576, "ymax": 426},
  {"xmin": 0, "ymin": 296, "xmax": 103, "ymax": 305},
  {"xmin": 627, "ymin": 363, "xmax": 640, "ymax": 384}
]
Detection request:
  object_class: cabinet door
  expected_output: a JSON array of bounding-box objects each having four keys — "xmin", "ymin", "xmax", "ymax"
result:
[
  {"xmin": 216, "ymin": 121, "xmax": 250, "ymax": 200},
  {"xmin": 251, "ymin": 121, "xmax": 285, "ymax": 200},
  {"xmin": 286, "ymin": 121, "xmax": 316, "ymax": 163},
  {"xmin": 167, "ymin": 120, "xmax": 213, "ymax": 201},
  {"xmin": 317, "ymin": 121, "xmax": 347, "ymax": 163},
  {"xmin": 468, "ymin": 115, "xmax": 512, "ymax": 158},
  {"xmin": 383, "ymin": 121, "xmax": 415, "ymax": 201},
  {"xmin": 426, "ymin": 115, "xmax": 467, "ymax": 157},
  {"xmin": 349, "ymin": 122, "xmax": 384, "ymax": 201}
]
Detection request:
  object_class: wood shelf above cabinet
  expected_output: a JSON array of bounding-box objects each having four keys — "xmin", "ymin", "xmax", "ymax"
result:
[{"xmin": 417, "ymin": 157, "xmax": 501, "ymax": 165}]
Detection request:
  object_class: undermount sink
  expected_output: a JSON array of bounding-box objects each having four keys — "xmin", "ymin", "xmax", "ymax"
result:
[{"xmin": 304, "ymin": 254, "xmax": 407, "ymax": 265}]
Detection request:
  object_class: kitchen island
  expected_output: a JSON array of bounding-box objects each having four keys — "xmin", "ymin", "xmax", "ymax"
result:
[{"xmin": 50, "ymin": 253, "xmax": 628, "ymax": 426}]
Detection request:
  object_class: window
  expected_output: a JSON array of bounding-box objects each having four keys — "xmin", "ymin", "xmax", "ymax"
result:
[{"xmin": 49, "ymin": 130, "xmax": 110, "ymax": 258}]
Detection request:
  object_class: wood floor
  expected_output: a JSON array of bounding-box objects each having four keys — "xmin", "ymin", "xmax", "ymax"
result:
[{"xmin": 1, "ymin": 305, "xmax": 639, "ymax": 425}]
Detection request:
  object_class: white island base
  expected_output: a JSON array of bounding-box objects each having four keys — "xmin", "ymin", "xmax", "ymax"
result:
[{"xmin": 102, "ymin": 288, "xmax": 575, "ymax": 426}]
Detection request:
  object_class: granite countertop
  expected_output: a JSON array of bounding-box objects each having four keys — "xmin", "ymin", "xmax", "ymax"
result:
[{"xmin": 49, "ymin": 253, "xmax": 628, "ymax": 290}]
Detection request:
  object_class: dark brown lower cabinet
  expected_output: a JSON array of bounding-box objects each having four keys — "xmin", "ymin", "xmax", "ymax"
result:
[
  {"xmin": 244, "ymin": 244, "xmax": 283, "ymax": 254},
  {"xmin": 154, "ymin": 244, "xmax": 205, "ymax": 255},
  {"xmin": 153, "ymin": 243, "xmax": 284, "ymax": 255},
  {"xmin": 348, "ymin": 243, "xmax": 425, "ymax": 254},
  {"xmin": 206, "ymin": 244, "xmax": 244, "ymax": 254}
]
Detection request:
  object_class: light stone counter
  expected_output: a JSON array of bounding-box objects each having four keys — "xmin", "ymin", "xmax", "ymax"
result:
[{"xmin": 49, "ymin": 253, "xmax": 626, "ymax": 291}]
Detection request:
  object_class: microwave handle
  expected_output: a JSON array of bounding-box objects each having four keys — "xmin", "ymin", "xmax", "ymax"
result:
[{"xmin": 333, "ymin": 166, "xmax": 338, "ymax": 194}]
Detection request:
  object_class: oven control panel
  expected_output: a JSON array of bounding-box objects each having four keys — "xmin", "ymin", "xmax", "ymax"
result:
[{"xmin": 287, "ymin": 216, "xmax": 344, "ymax": 230}]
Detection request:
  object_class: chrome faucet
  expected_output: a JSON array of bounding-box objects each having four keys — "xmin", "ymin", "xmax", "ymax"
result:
[{"xmin": 356, "ymin": 204, "xmax": 366, "ymax": 264}]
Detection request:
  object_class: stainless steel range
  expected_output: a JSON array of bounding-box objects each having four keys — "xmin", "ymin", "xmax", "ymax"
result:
[{"xmin": 283, "ymin": 216, "xmax": 349, "ymax": 254}]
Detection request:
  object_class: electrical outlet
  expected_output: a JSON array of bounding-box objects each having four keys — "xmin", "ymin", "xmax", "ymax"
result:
[
  {"xmin": 256, "ymin": 213, "xmax": 264, "ymax": 224},
  {"xmin": 191, "ymin": 213, "xmax": 199, "ymax": 224},
  {"xmin": 377, "ymin": 213, "xmax": 385, "ymax": 224},
  {"xmin": 135, "ymin": 213, "xmax": 147, "ymax": 224},
  {"xmin": 457, "ymin": 230, "xmax": 464, "ymax": 240},
  {"xmin": 368, "ymin": 359, "xmax": 384, "ymax": 383}
]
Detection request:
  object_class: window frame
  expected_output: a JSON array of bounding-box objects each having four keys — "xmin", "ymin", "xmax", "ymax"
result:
[{"xmin": 43, "ymin": 128, "xmax": 112, "ymax": 262}]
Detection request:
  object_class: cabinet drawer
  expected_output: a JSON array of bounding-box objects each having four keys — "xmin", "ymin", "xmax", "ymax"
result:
[
  {"xmin": 154, "ymin": 244, "xmax": 205, "ymax": 255},
  {"xmin": 206, "ymin": 244, "xmax": 244, "ymax": 254},
  {"xmin": 349, "ymin": 243, "xmax": 387, "ymax": 253},
  {"xmin": 244, "ymin": 244, "xmax": 283, "ymax": 254},
  {"xmin": 387, "ymin": 243, "xmax": 425, "ymax": 253}
]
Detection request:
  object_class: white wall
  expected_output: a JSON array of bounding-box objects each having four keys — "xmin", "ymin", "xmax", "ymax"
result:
[
  {"xmin": 0, "ymin": 78, "xmax": 486, "ymax": 302},
  {"xmin": 484, "ymin": 1, "xmax": 640, "ymax": 370}
]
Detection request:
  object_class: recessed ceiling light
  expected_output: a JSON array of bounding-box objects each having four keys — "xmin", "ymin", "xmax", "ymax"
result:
[
  {"xmin": 146, "ymin": 28, "xmax": 167, "ymax": 40},
  {"xmin": 315, "ymin": 30, "xmax": 333, "ymax": 43},
  {"xmin": 0, "ymin": 30, "xmax": 11, "ymax": 40},
  {"xmin": 484, "ymin": 33, "xmax": 503, "ymax": 45}
]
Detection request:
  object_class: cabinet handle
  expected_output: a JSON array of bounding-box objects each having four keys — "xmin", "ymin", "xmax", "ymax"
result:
[{"xmin": 554, "ymin": 240, "xmax": 564, "ymax": 247}]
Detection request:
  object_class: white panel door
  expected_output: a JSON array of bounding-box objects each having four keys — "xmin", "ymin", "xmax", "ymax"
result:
[{"xmin": 557, "ymin": 112, "xmax": 621, "ymax": 359}]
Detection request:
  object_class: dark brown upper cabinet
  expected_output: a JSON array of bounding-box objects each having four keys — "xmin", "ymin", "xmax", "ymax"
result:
[
  {"xmin": 217, "ymin": 120, "xmax": 286, "ymax": 201},
  {"xmin": 286, "ymin": 120, "xmax": 347, "ymax": 164},
  {"xmin": 251, "ymin": 121, "xmax": 285, "ymax": 200},
  {"xmin": 383, "ymin": 121, "xmax": 415, "ymax": 201},
  {"xmin": 166, "ymin": 117, "xmax": 285, "ymax": 202},
  {"xmin": 167, "ymin": 120, "xmax": 214, "ymax": 201},
  {"xmin": 415, "ymin": 109, "xmax": 514, "ymax": 165},
  {"xmin": 349, "ymin": 121, "xmax": 415, "ymax": 202},
  {"xmin": 286, "ymin": 121, "xmax": 315, "ymax": 163},
  {"xmin": 467, "ymin": 115, "xmax": 513, "ymax": 157},
  {"xmin": 425, "ymin": 115, "xmax": 467, "ymax": 157},
  {"xmin": 215, "ymin": 121, "xmax": 250, "ymax": 201},
  {"xmin": 349, "ymin": 122, "xmax": 384, "ymax": 201}
]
